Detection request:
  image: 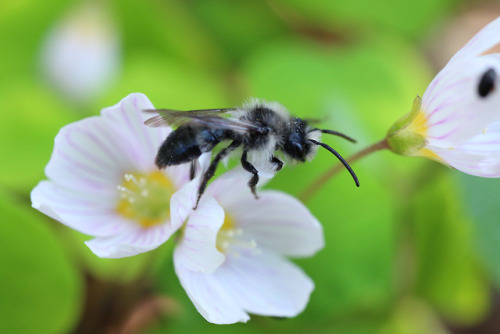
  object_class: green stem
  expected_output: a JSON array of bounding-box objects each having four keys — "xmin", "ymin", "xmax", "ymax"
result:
[{"xmin": 300, "ymin": 138, "xmax": 389, "ymax": 202}]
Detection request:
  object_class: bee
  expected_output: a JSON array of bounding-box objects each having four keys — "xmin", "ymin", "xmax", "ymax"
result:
[{"xmin": 144, "ymin": 98, "xmax": 359, "ymax": 209}]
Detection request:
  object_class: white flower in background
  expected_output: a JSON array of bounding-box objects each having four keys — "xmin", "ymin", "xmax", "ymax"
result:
[
  {"xmin": 31, "ymin": 93, "xmax": 206, "ymax": 258},
  {"xmin": 40, "ymin": 2, "xmax": 120, "ymax": 103},
  {"xmin": 174, "ymin": 169, "xmax": 324, "ymax": 324},
  {"xmin": 387, "ymin": 17, "xmax": 500, "ymax": 177}
]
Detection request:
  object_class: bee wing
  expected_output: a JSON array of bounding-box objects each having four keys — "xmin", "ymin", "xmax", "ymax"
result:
[{"xmin": 144, "ymin": 108, "xmax": 260, "ymax": 132}]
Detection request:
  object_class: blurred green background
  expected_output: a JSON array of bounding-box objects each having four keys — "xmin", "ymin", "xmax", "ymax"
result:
[{"xmin": 2, "ymin": 0, "xmax": 500, "ymax": 333}]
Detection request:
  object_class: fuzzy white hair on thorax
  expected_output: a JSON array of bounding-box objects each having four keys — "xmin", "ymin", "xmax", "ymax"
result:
[
  {"xmin": 249, "ymin": 135, "xmax": 278, "ymax": 167},
  {"xmin": 235, "ymin": 97, "xmax": 292, "ymax": 121}
]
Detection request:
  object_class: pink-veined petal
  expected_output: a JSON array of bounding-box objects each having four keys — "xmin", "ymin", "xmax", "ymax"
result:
[
  {"xmin": 224, "ymin": 190, "xmax": 324, "ymax": 257},
  {"xmin": 198, "ymin": 152, "xmax": 212, "ymax": 175},
  {"xmin": 448, "ymin": 16, "xmax": 500, "ymax": 66},
  {"xmin": 215, "ymin": 249, "xmax": 314, "ymax": 317},
  {"xmin": 456, "ymin": 122, "xmax": 500, "ymax": 154},
  {"xmin": 174, "ymin": 196, "xmax": 225, "ymax": 274},
  {"xmin": 422, "ymin": 55, "xmax": 500, "ymax": 144},
  {"xmin": 428, "ymin": 122, "xmax": 500, "ymax": 177},
  {"xmin": 31, "ymin": 181, "xmax": 129, "ymax": 237},
  {"xmin": 204, "ymin": 168, "xmax": 323, "ymax": 257},
  {"xmin": 85, "ymin": 222, "xmax": 174, "ymax": 258},
  {"xmin": 427, "ymin": 146, "xmax": 497, "ymax": 177},
  {"xmin": 44, "ymin": 94, "xmax": 173, "ymax": 192},
  {"xmin": 174, "ymin": 262, "xmax": 250, "ymax": 324},
  {"xmin": 204, "ymin": 169, "xmax": 251, "ymax": 207},
  {"xmin": 45, "ymin": 116, "xmax": 132, "ymax": 191},
  {"xmin": 169, "ymin": 177, "xmax": 199, "ymax": 231},
  {"xmin": 101, "ymin": 93, "xmax": 171, "ymax": 171},
  {"xmin": 204, "ymin": 167, "xmax": 274, "ymax": 209}
]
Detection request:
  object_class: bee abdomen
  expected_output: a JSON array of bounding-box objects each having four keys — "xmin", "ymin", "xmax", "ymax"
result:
[{"xmin": 155, "ymin": 126, "xmax": 229, "ymax": 169}]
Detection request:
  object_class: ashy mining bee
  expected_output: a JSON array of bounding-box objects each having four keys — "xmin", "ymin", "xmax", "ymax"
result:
[{"xmin": 144, "ymin": 98, "xmax": 359, "ymax": 208}]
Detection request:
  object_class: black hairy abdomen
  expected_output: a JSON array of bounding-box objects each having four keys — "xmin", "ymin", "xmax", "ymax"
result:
[{"xmin": 155, "ymin": 126, "xmax": 228, "ymax": 168}]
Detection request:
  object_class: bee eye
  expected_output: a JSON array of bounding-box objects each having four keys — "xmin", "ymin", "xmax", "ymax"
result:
[{"xmin": 293, "ymin": 143, "xmax": 303, "ymax": 154}]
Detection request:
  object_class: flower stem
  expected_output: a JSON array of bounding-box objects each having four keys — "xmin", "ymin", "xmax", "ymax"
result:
[{"xmin": 300, "ymin": 138, "xmax": 389, "ymax": 202}]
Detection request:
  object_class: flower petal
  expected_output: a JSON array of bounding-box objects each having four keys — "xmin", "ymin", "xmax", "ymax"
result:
[
  {"xmin": 215, "ymin": 249, "xmax": 314, "ymax": 317},
  {"xmin": 169, "ymin": 178, "xmax": 199, "ymax": 231},
  {"xmin": 423, "ymin": 55, "xmax": 500, "ymax": 144},
  {"xmin": 428, "ymin": 121, "xmax": 500, "ymax": 177},
  {"xmin": 174, "ymin": 196, "xmax": 225, "ymax": 274},
  {"xmin": 31, "ymin": 181, "xmax": 129, "ymax": 237},
  {"xmin": 85, "ymin": 222, "xmax": 174, "ymax": 258},
  {"xmin": 100, "ymin": 93, "xmax": 171, "ymax": 171},
  {"xmin": 204, "ymin": 167, "xmax": 274, "ymax": 208},
  {"xmin": 448, "ymin": 17, "xmax": 500, "ymax": 65},
  {"xmin": 45, "ymin": 116, "xmax": 128, "ymax": 191},
  {"xmin": 237, "ymin": 190, "xmax": 323, "ymax": 257},
  {"xmin": 456, "ymin": 122, "xmax": 500, "ymax": 154},
  {"xmin": 44, "ymin": 93, "xmax": 171, "ymax": 193},
  {"xmin": 208, "ymin": 172, "xmax": 324, "ymax": 257},
  {"xmin": 40, "ymin": 2, "xmax": 120, "ymax": 102},
  {"xmin": 174, "ymin": 262, "xmax": 250, "ymax": 324}
]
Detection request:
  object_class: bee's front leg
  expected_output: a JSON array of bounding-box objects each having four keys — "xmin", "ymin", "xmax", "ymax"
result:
[{"xmin": 270, "ymin": 156, "xmax": 283, "ymax": 171}]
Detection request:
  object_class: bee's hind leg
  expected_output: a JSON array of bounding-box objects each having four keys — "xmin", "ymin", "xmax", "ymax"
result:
[
  {"xmin": 241, "ymin": 150, "xmax": 259, "ymax": 200},
  {"xmin": 194, "ymin": 140, "xmax": 242, "ymax": 209}
]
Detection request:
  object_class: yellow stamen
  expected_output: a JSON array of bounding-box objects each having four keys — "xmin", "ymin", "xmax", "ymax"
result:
[
  {"xmin": 116, "ymin": 171, "xmax": 175, "ymax": 228},
  {"xmin": 216, "ymin": 214, "xmax": 259, "ymax": 256}
]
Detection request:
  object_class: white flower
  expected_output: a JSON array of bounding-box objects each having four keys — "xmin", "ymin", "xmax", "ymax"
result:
[
  {"xmin": 31, "ymin": 93, "xmax": 206, "ymax": 258},
  {"xmin": 387, "ymin": 17, "xmax": 500, "ymax": 177},
  {"xmin": 173, "ymin": 169, "xmax": 324, "ymax": 324},
  {"xmin": 40, "ymin": 2, "xmax": 120, "ymax": 103}
]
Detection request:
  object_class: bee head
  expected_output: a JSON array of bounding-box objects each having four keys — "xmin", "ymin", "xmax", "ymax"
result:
[
  {"xmin": 282, "ymin": 118, "xmax": 318, "ymax": 162},
  {"xmin": 283, "ymin": 120, "xmax": 360, "ymax": 187}
]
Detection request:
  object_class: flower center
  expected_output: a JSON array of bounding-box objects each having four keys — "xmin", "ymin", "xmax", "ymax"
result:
[
  {"xmin": 116, "ymin": 171, "xmax": 175, "ymax": 228},
  {"xmin": 216, "ymin": 213, "xmax": 259, "ymax": 257}
]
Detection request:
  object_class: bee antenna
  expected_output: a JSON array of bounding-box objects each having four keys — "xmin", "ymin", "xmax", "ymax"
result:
[
  {"xmin": 308, "ymin": 139, "xmax": 359, "ymax": 187},
  {"xmin": 309, "ymin": 128, "xmax": 357, "ymax": 143}
]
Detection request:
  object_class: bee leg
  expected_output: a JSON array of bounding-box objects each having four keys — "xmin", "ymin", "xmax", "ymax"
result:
[
  {"xmin": 194, "ymin": 140, "xmax": 242, "ymax": 209},
  {"xmin": 189, "ymin": 161, "xmax": 196, "ymax": 180},
  {"xmin": 270, "ymin": 156, "xmax": 283, "ymax": 171},
  {"xmin": 241, "ymin": 150, "xmax": 259, "ymax": 200}
]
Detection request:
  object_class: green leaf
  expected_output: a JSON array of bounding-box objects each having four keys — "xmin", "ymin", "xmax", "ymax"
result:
[
  {"xmin": 299, "ymin": 169, "xmax": 395, "ymax": 321},
  {"xmin": 113, "ymin": 0, "xmax": 222, "ymax": 67},
  {"xmin": 458, "ymin": 175, "xmax": 500, "ymax": 288},
  {"xmin": 0, "ymin": 79, "xmax": 79, "ymax": 192},
  {"xmin": 0, "ymin": 0, "xmax": 69, "ymax": 77},
  {"xmin": 271, "ymin": 0, "xmax": 456, "ymax": 38},
  {"xmin": 98, "ymin": 52, "xmax": 230, "ymax": 111},
  {"xmin": 58, "ymin": 228, "xmax": 170, "ymax": 283},
  {"xmin": 0, "ymin": 189, "xmax": 82, "ymax": 334},
  {"xmin": 188, "ymin": 0, "xmax": 286, "ymax": 60},
  {"xmin": 413, "ymin": 175, "xmax": 488, "ymax": 324},
  {"xmin": 381, "ymin": 298, "xmax": 449, "ymax": 334}
]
